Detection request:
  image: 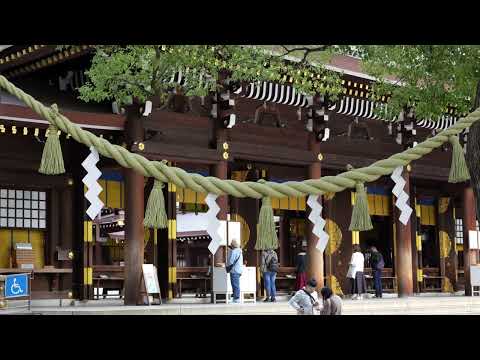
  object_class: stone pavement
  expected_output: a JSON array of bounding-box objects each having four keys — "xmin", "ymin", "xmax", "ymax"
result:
[{"xmin": 3, "ymin": 293, "xmax": 480, "ymax": 315}]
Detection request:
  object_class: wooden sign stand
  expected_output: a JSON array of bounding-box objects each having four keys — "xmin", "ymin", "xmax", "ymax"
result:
[{"xmin": 136, "ymin": 264, "xmax": 162, "ymax": 305}]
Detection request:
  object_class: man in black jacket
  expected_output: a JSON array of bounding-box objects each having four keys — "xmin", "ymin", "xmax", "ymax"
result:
[{"xmin": 370, "ymin": 246, "xmax": 384, "ymax": 298}]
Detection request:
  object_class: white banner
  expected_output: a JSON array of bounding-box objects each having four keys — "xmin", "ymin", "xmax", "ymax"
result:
[
  {"xmin": 82, "ymin": 146, "xmax": 104, "ymax": 220},
  {"xmin": 205, "ymin": 193, "xmax": 222, "ymax": 254},
  {"xmin": 307, "ymin": 195, "xmax": 329, "ymax": 252},
  {"xmin": 391, "ymin": 166, "xmax": 413, "ymax": 225}
]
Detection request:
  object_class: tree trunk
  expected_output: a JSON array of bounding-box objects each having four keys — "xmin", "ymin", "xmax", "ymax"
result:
[{"xmin": 465, "ymin": 80, "xmax": 480, "ymax": 223}]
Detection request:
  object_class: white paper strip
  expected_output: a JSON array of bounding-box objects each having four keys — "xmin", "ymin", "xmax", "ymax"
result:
[
  {"xmin": 205, "ymin": 193, "xmax": 222, "ymax": 255},
  {"xmin": 82, "ymin": 146, "xmax": 104, "ymax": 220},
  {"xmin": 307, "ymin": 195, "xmax": 329, "ymax": 252},
  {"xmin": 142, "ymin": 100, "xmax": 152, "ymax": 116},
  {"xmin": 390, "ymin": 166, "xmax": 413, "ymax": 226}
]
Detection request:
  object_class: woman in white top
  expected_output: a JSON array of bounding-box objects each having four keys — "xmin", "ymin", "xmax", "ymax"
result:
[{"xmin": 347, "ymin": 244, "xmax": 367, "ymax": 300}]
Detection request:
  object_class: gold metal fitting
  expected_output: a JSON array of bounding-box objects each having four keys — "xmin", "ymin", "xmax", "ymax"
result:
[
  {"xmin": 68, "ymin": 291, "xmax": 73, "ymax": 299},
  {"xmin": 0, "ymin": 300, "xmax": 6, "ymax": 308},
  {"xmin": 68, "ymin": 179, "xmax": 74, "ymax": 186},
  {"xmin": 317, "ymin": 153, "xmax": 323, "ymax": 161},
  {"xmin": 12, "ymin": 126, "xmax": 17, "ymax": 134},
  {"xmin": 407, "ymin": 164, "xmax": 412, "ymax": 172},
  {"xmin": 222, "ymin": 152, "xmax": 229, "ymax": 160},
  {"xmin": 223, "ymin": 142, "xmax": 229, "ymax": 150},
  {"xmin": 68, "ymin": 251, "xmax": 74, "ymax": 260},
  {"xmin": 138, "ymin": 142, "xmax": 145, "ymax": 151}
]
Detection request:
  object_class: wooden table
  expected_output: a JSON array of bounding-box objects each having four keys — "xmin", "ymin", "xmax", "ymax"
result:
[
  {"xmin": 176, "ymin": 277, "xmax": 209, "ymax": 298},
  {"xmin": 421, "ymin": 275, "xmax": 443, "ymax": 292}
]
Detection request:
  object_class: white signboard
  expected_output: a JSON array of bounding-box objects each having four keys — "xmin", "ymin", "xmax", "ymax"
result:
[
  {"xmin": 471, "ymin": 265, "xmax": 480, "ymax": 287},
  {"xmin": 469, "ymin": 230, "xmax": 479, "ymax": 250},
  {"xmin": 142, "ymin": 264, "xmax": 160, "ymax": 294},
  {"xmin": 218, "ymin": 221, "xmax": 241, "ymax": 246}
]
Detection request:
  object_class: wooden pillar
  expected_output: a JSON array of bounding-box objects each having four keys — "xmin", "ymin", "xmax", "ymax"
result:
[
  {"xmin": 167, "ymin": 182, "xmax": 177, "ymax": 300},
  {"xmin": 278, "ymin": 214, "xmax": 289, "ymax": 266},
  {"xmin": 47, "ymin": 189, "xmax": 60, "ymax": 267},
  {"xmin": 306, "ymin": 134, "xmax": 323, "ymax": 288},
  {"xmin": 213, "ymin": 159, "xmax": 228, "ymax": 264},
  {"xmin": 394, "ymin": 168, "xmax": 414, "ymax": 297},
  {"xmin": 463, "ymin": 186, "xmax": 476, "ymax": 296},
  {"xmin": 123, "ymin": 105, "xmax": 145, "ymax": 305},
  {"xmin": 71, "ymin": 142, "xmax": 87, "ymax": 300},
  {"xmin": 59, "ymin": 185, "xmax": 74, "ymax": 293}
]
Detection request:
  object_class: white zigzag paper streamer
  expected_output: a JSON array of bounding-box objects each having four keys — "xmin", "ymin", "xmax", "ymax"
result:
[
  {"xmin": 307, "ymin": 195, "xmax": 329, "ymax": 252},
  {"xmin": 82, "ymin": 146, "xmax": 104, "ymax": 220},
  {"xmin": 205, "ymin": 193, "xmax": 222, "ymax": 254},
  {"xmin": 391, "ymin": 166, "xmax": 413, "ymax": 225}
]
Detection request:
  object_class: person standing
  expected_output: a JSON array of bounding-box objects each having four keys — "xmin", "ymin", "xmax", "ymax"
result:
[
  {"xmin": 319, "ymin": 287, "xmax": 343, "ymax": 315},
  {"xmin": 347, "ymin": 244, "xmax": 367, "ymax": 300},
  {"xmin": 288, "ymin": 278, "xmax": 320, "ymax": 315},
  {"xmin": 261, "ymin": 248, "xmax": 279, "ymax": 302},
  {"xmin": 370, "ymin": 246, "xmax": 385, "ymax": 298},
  {"xmin": 295, "ymin": 246, "xmax": 307, "ymax": 291},
  {"xmin": 226, "ymin": 239, "xmax": 243, "ymax": 303}
]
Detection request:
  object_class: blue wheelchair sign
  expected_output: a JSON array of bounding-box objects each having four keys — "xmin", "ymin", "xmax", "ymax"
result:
[{"xmin": 4, "ymin": 273, "xmax": 29, "ymax": 298}]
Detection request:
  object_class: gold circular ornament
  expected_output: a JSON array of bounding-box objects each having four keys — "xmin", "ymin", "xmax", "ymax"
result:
[
  {"xmin": 317, "ymin": 153, "xmax": 323, "ymax": 161},
  {"xmin": 222, "ymin": 152, "xmax": 229, "ymax": 160},
  {"xmin": 138, "ymin": 142, "xmax": 145, "ymax": 151},
  {"xmin": 223, "ymin": 142, "xmax": 229, "ymax": 150}
]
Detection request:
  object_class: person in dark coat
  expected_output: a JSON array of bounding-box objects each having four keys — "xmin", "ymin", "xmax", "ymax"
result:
[{"xmin": 370, "ymin": 246, "xmax": 385, "ymax": 298}]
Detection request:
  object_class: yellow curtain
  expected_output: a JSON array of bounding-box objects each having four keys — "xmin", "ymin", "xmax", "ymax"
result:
[
  {"xmin": 272, "ymin": 196, "xmax": 307, "ymax": 211},
  {"xmin": 420, "ymin": 205, "xmax": 436, "ymax": 226},
  {"xmin": 176, "ymin": 188, "xmax": 206, "ymax": 205},
  {"xmin": 352, "ymin": 192, "xmax": 391, "ymax": 216},
  {"xmin": 85, "ymin": 179, "xmax": 124, "ymax": 209}
]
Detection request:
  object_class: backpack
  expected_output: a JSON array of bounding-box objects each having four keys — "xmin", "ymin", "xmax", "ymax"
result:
[
  {"xmin": 375, "ymin": 254, "xmax": 385, "ymax": 270},
  {"xmin": 267, "ymin": 253, "xmax": 279, "ymax": 273}
]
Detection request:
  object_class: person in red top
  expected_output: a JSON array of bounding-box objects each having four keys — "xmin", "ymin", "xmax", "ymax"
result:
[{"xmin": 295, "ymin": 244, "xmax": 307, "ymax": 291}]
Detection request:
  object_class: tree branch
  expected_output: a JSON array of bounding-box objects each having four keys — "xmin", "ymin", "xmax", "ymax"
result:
[{"xmin": 279, "ymin": 45, "xmax": 332, "ymax": 63}]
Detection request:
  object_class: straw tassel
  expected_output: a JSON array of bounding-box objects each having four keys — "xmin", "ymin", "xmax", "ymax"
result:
[
  {"xmin": 143, "ymin": 179, "xmax": 168, "ymax": 229},
  {"xmin": 39, "ymin": 106, "xmax": 65, "ymax": 175},
  {"xmin": 349, "ymin": 182, "xmax": 373, "ymax": 231},
  {"xmin": 448, "ymin": 135, "xmax": 470, "ymax": 183},
  {"xmin": 255, "ymin": 196, "xmax": 279, "ymax": 250}
]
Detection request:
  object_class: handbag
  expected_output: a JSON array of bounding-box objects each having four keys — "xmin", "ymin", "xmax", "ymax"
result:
[
  {"xmin": 346, "ymin": 264, "xmax": 353, "ymax": 279},
  {"xmin": 226, "ymin": 253, "xmax": 240, "ymax": 273}
]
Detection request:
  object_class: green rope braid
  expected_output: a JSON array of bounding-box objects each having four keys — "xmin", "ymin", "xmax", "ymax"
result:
[
  {"xmin": 349, "ymin": 182, "xmax": 373, "ymax": 231},
  {"xmin": 143, "ymin": 179, "xmax": 168, "ymax": 229},
  {"xmin": 1, "ymin": 74, "xmax": 479, "ymax": 200},
  {"xmin": 255, "ymin": 194, "xmax": 278, "ymax": 250},
  {"xmin": 448, "ymin": 135, "xmax": 470, "ymax": 183},
  {"xmin": 39, "ymin": 110, "xmax": 65, "ymax": 175}
]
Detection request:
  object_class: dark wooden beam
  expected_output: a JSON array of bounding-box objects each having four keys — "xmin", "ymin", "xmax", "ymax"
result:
[
  {"xmin": 229, "ymin": 141, "xmax": 316, "ymax": 165},
  {"xmin": 0, "ymin": 103, "xmax": 125, "ymax": 130},
  {"xmin": 133, "ymin": 142, "xmax": 221, "ymax": 164}
]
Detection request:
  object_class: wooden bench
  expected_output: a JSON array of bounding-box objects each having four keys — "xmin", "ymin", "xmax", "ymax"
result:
[
  {"xmin": 421, "ymin": 268, "xmax": 443, "ymax": 292},
  {"xmin": 364, "ymin": 268, "xmax": 397, "ymax": 293},
  {"xmin": 273, "ymin": 267, "xmax": 296, "ymax": 295},
  {"xmin": 93, "ymin": 265, "xmax": 124, "ymax": 299},
  {"xmin": 175, "ymin": 267, "xmax": 210, "ymax": 298}
]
